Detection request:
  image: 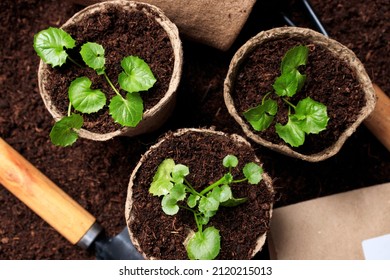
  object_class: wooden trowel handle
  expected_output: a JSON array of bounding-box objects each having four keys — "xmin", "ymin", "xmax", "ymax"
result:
[
  {"xmin": 0, "ymin": 138, "xmax": 96, "ymax": 245},
  {"xmin": 364, "ymin": 84, "xmax": 390, "ymax": 151}
]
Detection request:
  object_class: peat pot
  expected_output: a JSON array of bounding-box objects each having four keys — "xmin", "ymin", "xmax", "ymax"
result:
[
  {"xmin": 224, "ymin": 27, "xmax": 376, "ymax": 162},
  {"xmin": 125, "ymin": 128, "xmax": 275, "ymax": 259},
  {"xmin": 38, "ymin": 0, "xmax": 183, "ymax": 141}
]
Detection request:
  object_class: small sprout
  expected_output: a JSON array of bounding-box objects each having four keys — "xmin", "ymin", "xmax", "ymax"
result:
[
  {"xmin": 33, "ymin": 27, "xmax": 156, "ymax": 146},
  {"xmin": 243, "ymin": 45, "xmax": 329, "ymax": 147},
  {"xmin": 149, "ymin": 154, "xmax": 264, "ymax": 260}
]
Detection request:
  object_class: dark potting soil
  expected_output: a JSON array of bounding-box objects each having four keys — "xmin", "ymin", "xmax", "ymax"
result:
[
  {"xmin": 129, "ymin": 130, "xmax": 274, "ymax": 259},
  {"xmin": 231, "ymin": 38, "xmax": 366, "ymax": 155},
  {"xmin": 42, "ymin": 3, "xmax": 174, "ymax": 133},
  {"xmin": 0, "ymin": 0, "xmax": 389, "ymax": 260}
]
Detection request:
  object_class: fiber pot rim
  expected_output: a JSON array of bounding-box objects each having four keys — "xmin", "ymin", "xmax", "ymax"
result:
[
  {"xmin": 125, "ymin": 127, "xmax": 274, "ymax": 260},
  {"xmin": 38, "ymin": 0, "xmax": 183, "ymax": 141},
  {"xmin": 223, "ymin": 26, "xmax": 376, "ymax": 162}
]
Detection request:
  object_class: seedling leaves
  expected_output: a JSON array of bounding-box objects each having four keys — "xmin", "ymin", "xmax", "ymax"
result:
[
  {"xmin": 199, "ymin": 195, "xmax": 219, "ymax": 214},
  {"xmin": 243, "ymin": 162, "xmax": 263, "ymax": 184},
  {"xmin": 150, "ymin": 155, "xmax": 262, "ymax": 260},
  {"xmin": 243, "ymin": 98, "xmax": 278, "ymax": 131},
  {"xmin": 275, "ymin": 117, "xmax": 306, "ymax": 147},
  {"xmin": 187, "ymin": 194, "xmax": 200, "ymax": 208},
  {"xmin": 161, "ymin": 194, "xmax": 180, "ymax": 215},
  {"xmin": 211, "ymin": 185, "xmax": 232, "ymax": 203},
  {"xmin": 281, "ymin": 45, "xmax": 308, "ymax": 73},
  {"xmin": 273, "ymin": 71, "xmax": 298, "ymax": 97},
  {"xmin": 220, "ymin": 197, "xmax": 247, "ymax": 207},
  {"xmin": 68, "ymin": 77, "xmax": 106, "ymax": 114},
  {"xmin": 80, "ymin": 42, "xmax": 105, "ymax": 74},
  {"xmin": 186, "ymin": 227, "xmax": 221, "ymax": 260},
  {"xmin": 49, "ymin": 114, "xmax": 83, "ymax": 147},
  {"xmin": 294, "ymin": 97, "xmax": 329, "ymax": 134},
  {"xmin": 33, "ymin": 27, "xmax": 75, "ymax": 67},
  {"xmin": 109, "ymin": 92, "xmax": 143, "ymax": 127},
  {"xmin": 172, "ymin": 164, "xmax": 189, "ymax": 184},
  {"xmin": 170, "ymin": 183, "xmax": 186, "ymax": 201},
  {"xmin": 149, "ymin": 158, "xmax": 175, "ymax": 196},
  {"xmin": 222, "ymin": 155, "xmax": 238, "ymax": 168},
  {"xmin": 118, "ymin": 56, "xmax": 157, "ymax": 93}
]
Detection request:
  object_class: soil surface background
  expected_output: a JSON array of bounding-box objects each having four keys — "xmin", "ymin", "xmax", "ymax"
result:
[{"xmin": 0, "ymin": 0, "xmax": 389, "ymax": 259}]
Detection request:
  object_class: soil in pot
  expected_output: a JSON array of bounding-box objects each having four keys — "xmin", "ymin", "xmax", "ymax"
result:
[
  {"xmin": 42, "ymin": 2, "xmax": 174, "ymax": 134},
  {"xmin": 127, "ymin": 129, "xmax": 274, "ymax": 259},
  {"xmin": 230, "ymin": 37, "xmax": 367, "ymax": 155}
]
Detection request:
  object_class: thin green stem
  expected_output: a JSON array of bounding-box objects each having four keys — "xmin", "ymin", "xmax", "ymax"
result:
[
  {"xmin": 184, "ymin": 179, "xmax": 200, "ymax": 196},
  {"xmin": 67, "ymin": 56, "xmax": 83, "ymax": 68},
  {"xmin": 179, "ymin": 205, "xmax": 196, "ymax": 213},
  {"xmin": 67, "ymin": 102, "xmax": 72, "ymax": 117},
  {"xmin": 193, "ymin": 212, "xmax": 202, "ymax": 233},
  {"xmin": 232, "ymin": 178, "xmax": 247, "ymax": 184},
  {"xmin": 200, "ymin": 176, "xmax": 226, "ymax": 196},
  {"xmin": 283, "ymin": 98, "xmax": 296, "ymax": 109},
  {"xmin": 262, "ymin": 92, "xmax": 272, "ymax": 104},
  {"xmin": 103, "ymin": 72, "xmax": 122, "ymax": 98}
]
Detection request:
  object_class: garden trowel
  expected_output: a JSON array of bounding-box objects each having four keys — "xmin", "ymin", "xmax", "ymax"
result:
[{"xmin": 0, "ymin": 137, "xmax": 143, "ymax": 260}]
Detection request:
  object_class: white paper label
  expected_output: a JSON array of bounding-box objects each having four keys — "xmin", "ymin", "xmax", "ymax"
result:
[{"xmin": 362, "ymin": 234, "xmax": 390, "ymax": 260}]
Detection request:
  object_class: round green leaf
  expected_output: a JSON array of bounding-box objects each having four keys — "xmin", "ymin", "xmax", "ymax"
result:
[
  {"xmin": 294, "ymin": 97, "xmax": 329, "ymax": 134},
  {"xmin": 218, "ymin": 185, "xmax": 232, "ymax": 202},
  {"xmin": 273, "ymin": 71, "xmax": 299, "ymax": 97},
  {"xmin": 49, "ymin": 114, "xmax": 83, "ymax": 147},
  {"xmin": 68, "ymin": 77, "xmax": 106, "ymax": 114},
  {"xmin": 162, "ymin": 194, "xmax": 179, "ymax": 215},
  {"xmin": 243, "ymin": 162, "xmax": 263, "ymax": 184},
  {"xmin": 33, "ymin": 27, "xmax": 75, "ymax": 67},
  {"xmin": 118, "ymin": 56, "xmax": 156, "ymax": 93},
  {"xmin": 211, "ymin": 185, "xmax": 232, "ymax": 203},
  {"xmin": 186, "ymin": 227, "xmax": 221, "ymax": 260},
  {"xmin": 150, "ymin": 179, "xmax": 173, "ymax": 197},
  {"xmin": 109, "ymin": 92, "xmax": 143, "ymax": 127},
  {"xmin": 199, "ymin": 196, "xmax": 219, "ymax": 214},
  {"xmin": 172, "ymin": 164, "xmax": 190, "ymax": 184},
  {"xmin": 243, "ymin": 98, "xmax": 278, "ymax": 131},
  {"xmin": 281, "ymin": 45, "xmax": 309, "ymax": 73},
  {"xmin": 222, "ymin": 155, "xmax": 238, "ymax": 168},
  {"xmin": 198, "ymin": 215, "xmax": 210, "ymax": 226},
  {"xmin": 275, "ymin": 117, "xmax": 306, "ymax": 147},
  {"xmin": 170, "ymin": 183, "xmax": 186, "ymax": 201},
  {"xmin": 187, "ymin": 194, "xmax": 200, "ymax": 208},
  {"xmin": 80, "ymin": 42, "xmax": 105, "ymax": 73}
]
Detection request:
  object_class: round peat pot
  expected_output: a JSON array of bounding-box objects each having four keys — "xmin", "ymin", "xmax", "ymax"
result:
[
  {"xmin": 38, "ymin": 0, "xmax": 183, "ymax": 141},
  {"xmin": 224, "ymin": 27, "xmax": 376, "ymax": 162},
  {"xmin": 125, "ymin": 128, "xmax": 274, "ymax": 259}
]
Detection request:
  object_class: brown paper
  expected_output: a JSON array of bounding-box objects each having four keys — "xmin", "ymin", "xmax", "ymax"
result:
[
  {"xmin": 268, "ymin": 182, "xmax": 390, "ymax": 260},
  {"xmin": 67, "ymin": 0, "xmax": 257, "ymax": 51}
]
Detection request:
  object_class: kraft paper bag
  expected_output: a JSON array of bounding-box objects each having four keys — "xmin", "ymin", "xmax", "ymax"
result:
[{"xmin": 268, "ymin": 182, "xmax": 390, "ymax": 260}]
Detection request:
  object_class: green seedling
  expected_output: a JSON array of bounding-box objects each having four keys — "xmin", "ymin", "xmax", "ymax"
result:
[
  {"xmin": 33, "ymin": 27, "xmax": 156, "ymax": 146},
  {"xmin": 149, "ymin": 154, "xmax": 263, "ymax": 260},
  {"xmin": 243, "ymin": 45, "xmax": 329, "ymax": 147}
]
